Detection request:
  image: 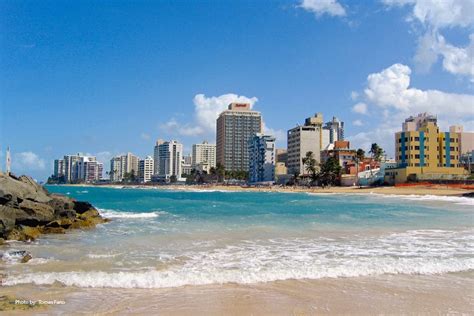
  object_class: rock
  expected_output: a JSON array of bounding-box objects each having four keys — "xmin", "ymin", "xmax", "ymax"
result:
[
  {"xmin": 73, "ymin": 201, "xmax": 94, "ymax": 214},
  {"xmin": 0, "ymin": 172, "xmax": 107, "ymax": 241},
  {"xmin": 21, "ymin": 253, "xmax": 32, "ymax": 263},
  {"xmin": 462, "ymin": 192, "xmax": 474, "ymax": 198}
]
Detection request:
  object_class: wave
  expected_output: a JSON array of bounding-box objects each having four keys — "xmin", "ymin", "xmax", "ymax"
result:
[
  {"xmin": 97, "ymin": 208, "xmax": 169, "ymax": 219},
  {"xmin": 4, "ymin": 229, "xmax": 473, "ymax": 288},
  {"xmin": 369, "ymin": 193, "xmax": 474, "ymax": 206},
  {"xmin": 4, "ymin": 258, "xmax": 473, "ymax": 289}
]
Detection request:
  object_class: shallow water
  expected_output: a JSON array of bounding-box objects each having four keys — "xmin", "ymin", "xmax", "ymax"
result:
[{"xmin": 2, "ymin": 186, "xmax": 473, "ymax": 289}]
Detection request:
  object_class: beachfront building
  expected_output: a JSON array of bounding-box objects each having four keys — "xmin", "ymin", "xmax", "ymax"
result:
[
  {"xmin": 153, "ymin": 139, "xmax": 165, "ymax": 175},
  {"xmin": 248, "ymin": 133, "xmax": 276, "ymax": 184},
  {"xmin": 54, "ymin": 154, "xmax": 102, "ymax": 183},
  {"xmin": 138, "ymin": 156, "xmax": 154, "ymax": 183},
  {"xmin": 216, "ymin": 103, "xmax": 262, "ymax": 172},
  {"xmin": 192, "ymin": 141, "xmax": 216, "ymax": 172},
  {"xmin": 450, "ymin": 125, "xmax": 474, "ymax": 155},
  {"xmin": 385, "ymin": 114, "xmax": 467, "ymax": 184},
  {"xmin": 109, "ymin": 152, "xmax": 140, "ymax": 182},
  {"xmin": 287, "ymin": 113, "xmax": 324, "ymax": 176},
  {"xmin": 181, "ymin": 154, "xmax": 193, "ymax": 176},
  {"xmin": 321, "ymin": 141, "xmax": 356, "ymax": 171},
  {"xmin": 156, "ymin": 140, "xmax": 183, "ymax": 181},
  {"xmin": 53, "ymin": 159, "xmax": 65, "ymax": 179}
]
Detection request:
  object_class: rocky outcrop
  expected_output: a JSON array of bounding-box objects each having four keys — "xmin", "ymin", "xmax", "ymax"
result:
[{"xmin": 0, "ymin": 173, "xmax": 108, "ymax": 241}]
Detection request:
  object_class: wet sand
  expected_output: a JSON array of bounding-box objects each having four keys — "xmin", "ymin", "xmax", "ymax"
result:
[{"xmin": 4, "ymin": 272, "xmax": 473, "ymax": 315}]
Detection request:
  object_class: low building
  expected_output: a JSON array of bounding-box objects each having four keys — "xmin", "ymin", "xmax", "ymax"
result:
[
  {"xmin": 248, "ymin": 133, "xmax": 276, "ymax": 184},
  {"xmin": 321, "ymin": 140, "xmax": 356, "ymax": 173}
]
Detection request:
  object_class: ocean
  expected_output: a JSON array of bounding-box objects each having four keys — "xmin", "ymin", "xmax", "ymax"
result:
[{"xmin": 3, "ymin": 186, "xmax": 473, "ymax": 290}]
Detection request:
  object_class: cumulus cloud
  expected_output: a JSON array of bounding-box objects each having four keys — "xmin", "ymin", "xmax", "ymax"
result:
[
  {"xmin": 347, "ymin": 63, "xmax": 474, "ymax": 156},
  {"xmin": 263, "ymin": 125, "xmax": 287, "ymax": 145},
  {"xmin": 352, "ymin": 102, "xmax": 368, "ymax": 115},
  {"xmin": 382, "ymin": 0, "xmax": 474, "ymax": 81},
  {"xmin": 350, "ymin": 91, "xmax": 359, "ymax": 101},
  {"xmin": 364, "ymin": 63, "xmax": 474, "ymax": 119},
  {"xmin": 299, "ymin": 0, "xmax": 346, "ymax": 17},
  {"xmin": 13, "ymin": 151, "xmax": 46, "ymax": 171},
  {"xmin": 161, "ymin": 93, "xmax": 258, "ymax": 137}
]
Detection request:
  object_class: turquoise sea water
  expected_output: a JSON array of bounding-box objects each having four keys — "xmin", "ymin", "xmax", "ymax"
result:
[{"xmin": 3, "ymin": 186, "xmax": 473, "ymax": 288}]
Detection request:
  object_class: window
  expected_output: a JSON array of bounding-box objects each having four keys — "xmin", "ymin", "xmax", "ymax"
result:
[{"xmin": 415, "ymin": 137, "xmax": 419, "ymax": 141}]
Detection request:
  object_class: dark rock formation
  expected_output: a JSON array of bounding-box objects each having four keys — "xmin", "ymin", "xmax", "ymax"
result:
[{"xmin": 0, "ymin": 173, "xmax": 108, "ymax": 241}]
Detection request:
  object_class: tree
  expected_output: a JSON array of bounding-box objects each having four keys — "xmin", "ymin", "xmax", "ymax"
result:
[
  {"xmin": 319, "ymin": 157, "xmax": 342, "ymax": 187},
  {"xmin": 170, "ymin": 175, "xmax": 177, "ymax": 183},
  {"xmin": 216, "ymin": 163, "xmax": 225, "ymax": 183},
  {"xmin": 369, "ymin": 143, "xmax": 384, "ymax": 162},
  {"xmin": 356, "ymin": 148, "xmax": 365, "ymax": 162},
  {"xmin": 302, "ymin": 151, "xmax": 318, "ymax": 185}
]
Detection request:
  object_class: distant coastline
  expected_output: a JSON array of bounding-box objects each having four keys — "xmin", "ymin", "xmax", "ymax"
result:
[{"xmin": 56, "ymin": 183, "xmax": 474, "ymax": 198}]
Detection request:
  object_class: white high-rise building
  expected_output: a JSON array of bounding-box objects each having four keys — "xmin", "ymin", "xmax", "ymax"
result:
[
  {"xmin": 181, "ymin": 154, "xmax": 193, "ymax": 175},
  {"xmin": 138, "ymin": 156, "xmax": 154, "ymax": 183},
  {"xmin": 216, "ymin": 103, "xmax": 262, "ymax": 172},
  {"xmin": 287, "ymin": 113, "xmax": 324, "ymax": 176},
  {"xmin": 54, "ymin": 154, "xmax": 102, "ymax": 183},
  {"xmin": 192, "ymin": 141, "xmax": 216, "ymax": 172},
  {"xmin": 248, "ymin": 133, "xmax": 276, "ymax": 184},
  {"xmin": 157, "ymin": 140, "xmax": 183, "ymax": 180}
]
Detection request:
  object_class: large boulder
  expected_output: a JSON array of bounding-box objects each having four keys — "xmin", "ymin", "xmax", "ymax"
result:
[{"xmin": 0, "ymin": 172, "xmax": 107, "ymax": 240}]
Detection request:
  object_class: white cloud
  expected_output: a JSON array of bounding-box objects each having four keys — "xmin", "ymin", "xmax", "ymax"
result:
[
  {"xmin": 350, "ymin": 91, "xmax": 359, "ymax": 101},
  {"xmin": 352, "ymin": 119, "xmax": 364, "ymax": 126},
  {"xmin": 383, "ymin": 0, "xmax": 474, "ymax": 81},
  {"xmin": 364, "ymin": 63, "xmax": 474, "ymax": 119},
  {"xmin": 299, "ymin": 0, "xmax": 346, "ymax": 17},
  {"xmin": 347, "ymin": 63, "xmax": 474, "ymax": 156},
  {"xmin": 352, "ymin": 102, "xmax": 368, "ymax": 115},
  {"xmin": 161, "ymin": 93, "xmax": 258, "ymax": 137},
  {"xmin": 263, "ymin": 125, "xmax": 287, "ymax": 145},
  {"xmin": 13, "ymin": 151, "xmax": 46, "ymax": 171}
]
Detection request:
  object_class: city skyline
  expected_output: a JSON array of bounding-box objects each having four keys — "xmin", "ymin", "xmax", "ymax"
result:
[{"xmin": 2, "ymin": 0, "xmax": 474, "ymax": 181}]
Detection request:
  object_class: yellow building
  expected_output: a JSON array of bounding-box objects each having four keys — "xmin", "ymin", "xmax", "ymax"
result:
[{"xmin": 385, "ymin": 115, "xmax": 467, "ymax": 184}]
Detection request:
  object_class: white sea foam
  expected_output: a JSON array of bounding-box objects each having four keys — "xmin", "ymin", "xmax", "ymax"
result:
[
  {"xmin": 4, "ymin": 258, "xmax": 473, "ymax": 288},
  {"xmin": 368, "ymin": 193, "xmax": 474, "ymax": 206},
  {"xmin": 5, "ymin": 229, "xmax": 473, "ymax": 288},
  {"xmin": 98, "ymin": 209, "xmax": 168, "ymax": 219}
]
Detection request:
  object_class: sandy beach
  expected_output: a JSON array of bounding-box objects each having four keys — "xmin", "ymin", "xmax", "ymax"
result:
[{"xmin": 3, "ymin": 272, "xmax": 473, "ymax": 315}]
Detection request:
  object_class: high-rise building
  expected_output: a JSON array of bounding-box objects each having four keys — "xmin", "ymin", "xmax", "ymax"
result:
[
  {"xmin": 192, "ymin": 141, "xmax": 216, "ymax": 170},
  {"xmin": 64, "ymin": 154, "xmax": 80, "ymax": 183},
  {"xmin": 275, "ymin": 149, "xmax": 288, "ymax": 164},
  {"xmin": 53, "ymin": 159, "xmax": 65, "ymax": 178},
  {"xmin": 385, "ymin": 114, "xmax": 467, "ymax": 183},
  {"xmin": 109, "ymin": 152, "xmax": 139, "ymax": 182},
  {"xmin": 323, "ymin": 116, "xmax": 344, "ymax": 144},
  {"xmin": 110, "ymin": 156, "xmax": 122, "ymax": 182},
  {"xmin": 157, "ymin": 140, "xmax": 183, "ymax": 179},
  {"xmin": 287, "ymin": 113, "xmax": 324, "ymax": 176},
  {"xmin": 76, "ymin": 156, "xmax": 103, "ymax": 183},
  {"xmin": 450, "ymin": 125, "xmax": 474, "ymax": 155},
  {"xmin": 248, "ymin": 133, "xmax": 276, "ymax": 183},
  {"xmin": 153, "ymin": 139, "xmax": 165, "ymax": 175},
  {"xmin": 216, "ymin": 103, "xmax": 262, "ymax": 172},
  {"xmin": 138, "ymin": 156, "xmax": 154, "ymax": 183},
  {"xmin": 54, "ymin": 154, "xmax": 102, "ymax": 183}
]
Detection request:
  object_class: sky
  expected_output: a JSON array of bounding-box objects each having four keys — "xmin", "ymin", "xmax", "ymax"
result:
[{"xmin": 1, "ymin": 0, "xmax": 473, "ymax": 181}]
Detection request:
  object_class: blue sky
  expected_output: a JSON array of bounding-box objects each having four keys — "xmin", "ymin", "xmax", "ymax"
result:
[{"xmin": 1, "ymin": 0, "xmax": 473, "ymax": 181}]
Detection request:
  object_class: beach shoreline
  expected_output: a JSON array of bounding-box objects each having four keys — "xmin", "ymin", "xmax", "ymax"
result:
[
  {"xmin": 3, "ymin": 272, "xmax": 473, "ymax": 315},
  {"xmin": 60, "ymin": 182, "xmax": 474, "ymax": 197}
]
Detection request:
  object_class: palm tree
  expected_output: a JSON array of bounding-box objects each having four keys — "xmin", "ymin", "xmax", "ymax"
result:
[
  {"xmin": 369, "ymin": 143, "xmax": 384, "ymax": 162},
  {"xmin": 216, "ymin": 163, "xmax": 225, "ymax": 183},
  {"xmin": 302, "ymin": 151, "xmax": 318, "ymax": 186}
]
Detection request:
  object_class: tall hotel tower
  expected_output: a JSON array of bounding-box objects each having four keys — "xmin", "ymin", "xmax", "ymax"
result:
[{"xmin": 216, "ymin": 103, "xmax": 262, "ymax": 172}]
